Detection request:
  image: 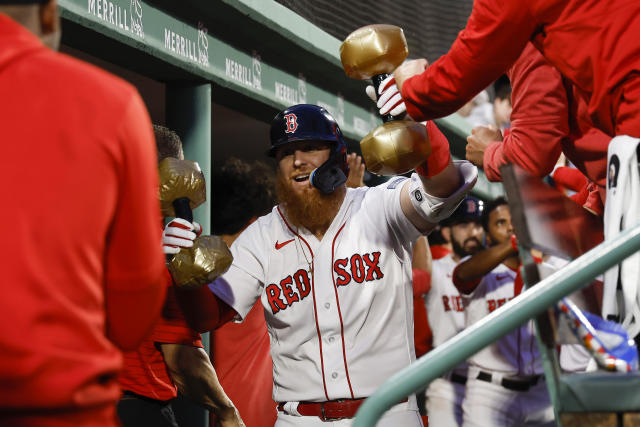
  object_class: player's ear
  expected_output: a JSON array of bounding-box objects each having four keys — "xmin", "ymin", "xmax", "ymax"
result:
[
  {"xmin": 441, "ymin": 226, "xmax": 451, "ymax": 243},
  {"xmin": 39, "ymin": 0, "xmax": 61, "ymax": 50}
]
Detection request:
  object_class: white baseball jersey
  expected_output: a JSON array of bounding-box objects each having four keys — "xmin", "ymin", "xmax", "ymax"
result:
[
  {"xmin": 211, "ymin": 178, "xmax": 421, "ymax": 405},
  {"xmin": 464, "ymin": 263, "xmax": 543, "ymax": 376},
  {"xmin": 427, "ymin": 253, "xmax": 466, "ymax": 348}
]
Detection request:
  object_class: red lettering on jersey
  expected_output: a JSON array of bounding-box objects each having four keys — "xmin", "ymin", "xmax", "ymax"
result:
[
  {"xmin": 488, "ymin": 300, "xmax": 497, "ymax": 312},
  {"xmin": 452, "ymin": 295, "xmax": 464, "ymax": 312},
  {"xmin": 334, "ymin": 258, "xmax": 351, "ymax": 286},
  {"xmin": 497, "ymin": 298, "xmax": 507, "ymax": 308},
  {"xmin": 266, "ymin": 283, "xmax": 287, "ymax": 314},
  {"xmin": 363, "ymin": 252, "xmax": 384, "ymax": 281},
  {"xmin": 293, "ymin": 269, "xmax": 311, "ymax": 298},
  {"xmin": 351, "ymin": 254, "xmax": 366, "ymax": 283},
  {"xmin": 284, "ymin": 113, "xmax": 298, "ymax": 133},
  {"xmin": 442, "ymin": 295, "xmax": 451, "ymax": 312},
  {"xmin": 280, "ymin": 276, "xmax": 300, "ymax": 307}
]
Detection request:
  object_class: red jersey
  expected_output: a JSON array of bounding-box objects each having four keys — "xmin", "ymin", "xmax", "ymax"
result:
[
  {"xmin": 402, "ymin": 0, "xmax": 640, "ymax": 137},
  {"xmin": 482, "ymin": 43, "xmax": 611, "ymax": 190},
  {"xmin": 0, "ymin": 15, "xmax": 165, "ymax": 426},
  {"xmin": 212, "ymin": 301, "xmax": 276, "ymax": 427},
  {"xmin": 120, "ymin": 282, "xmax": 203, "ymax": 401}
]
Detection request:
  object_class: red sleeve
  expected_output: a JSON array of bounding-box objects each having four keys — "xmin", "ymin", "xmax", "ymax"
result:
[
  {"xmin": 105, "ymin": 92, "xmax": 166, "ymax": 351},
  {"xmin": 482, "ymin": 43, "xmax": 568, "ymax": 181},
  {"xmin": 452, "ymin": 264, "xmax": 481, "ymax": 294},
  {"xmin": 153, "ymin": 286, "xmax": 203, "ymax": 348},
  {"xmin": 412, "ymin": 269, "xmax": 431, "ymax": 297},
  {"xmin": 175, "ymin": 284, "xmax": 238, "ymax": 334},
  {"xmin": 402, "ymin": 0, "xmax": 536, "ymax": 121},
  {"xmin": 553, "ymin": 166, "xmax": 588, "ymax": 193},
  {"xmin": 413, "ymin": 297, "xmax": 433, "ymax": 357}
]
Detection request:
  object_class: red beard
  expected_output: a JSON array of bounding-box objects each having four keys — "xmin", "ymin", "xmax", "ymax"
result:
[{"xmin": 276, "ymin": 170, "xmax": 345, "ymax": 232}]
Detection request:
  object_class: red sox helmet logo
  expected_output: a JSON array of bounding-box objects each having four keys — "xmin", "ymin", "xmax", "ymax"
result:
[{"xmin": 284, "ymin": 113, "xmax": 298, "ymax": 134}]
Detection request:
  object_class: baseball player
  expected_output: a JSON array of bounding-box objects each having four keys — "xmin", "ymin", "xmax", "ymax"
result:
[
  {"xmin": 423, "ymin": 197, "xmax": 484, "ymax": 427},
  {"xmin": 453, "ymin": 198, "xmax": 555, "ymax": 427},
  {"xmin": 175, "ymin": 104, "xmax": 478, "ymax": 425}
]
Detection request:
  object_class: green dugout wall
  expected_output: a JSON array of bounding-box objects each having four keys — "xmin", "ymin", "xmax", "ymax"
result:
[
  {"xmin": 57, "ymin": 0, "xmax": 503, "ymax": 425},
  {"xmin": 58, "ymin": 0, "xmax": 503, "ymax": 199}
]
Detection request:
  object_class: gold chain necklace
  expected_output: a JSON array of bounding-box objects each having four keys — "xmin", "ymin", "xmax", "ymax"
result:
[{"xmin": 295, "ymin": 228, "xmax": 313, "ymax": 274}]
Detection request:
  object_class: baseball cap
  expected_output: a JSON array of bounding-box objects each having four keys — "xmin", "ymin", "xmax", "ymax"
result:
[{"xmin": 442, "ymin": 196, "xmax": 484, "ymax": 226}]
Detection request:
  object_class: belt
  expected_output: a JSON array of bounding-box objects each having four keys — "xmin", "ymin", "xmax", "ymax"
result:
[
  {"xmin": 277, "ymin": 398, "xmax": 408, "ymax": 421},
  {"xmin": 450, "ymin": 372, "xmax": 468, "ymax": 385},
  {"xmin": 476, "ymin": 371, "xmax": 542, "ymax": 392}
]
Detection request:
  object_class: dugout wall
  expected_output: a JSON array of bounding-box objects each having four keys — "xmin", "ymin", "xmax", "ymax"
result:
[{"xmin": 57, "ymin": 0, "xmax": 504, "ymax": 425}]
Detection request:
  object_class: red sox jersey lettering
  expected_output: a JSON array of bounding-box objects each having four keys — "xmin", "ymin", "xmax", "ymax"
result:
[
  {"xmin": 442, "ymin": 294, "xmax": 465, "ymax": 312},
  {"xmin": 334, "ymin": 252, "xmax": 384, "ymax": 286}
]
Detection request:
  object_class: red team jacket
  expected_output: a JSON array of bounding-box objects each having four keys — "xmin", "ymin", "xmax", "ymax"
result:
[
  {"xmin": 482, "ymin": 43, "xmax": 610, "ymax": 193},
  {"xmin": 402, "ymin": 0, "xmax": 640, "ymax": 138},
  {"xmin": 0, "ymin": 14, "xmax": 165, "ymax": 427}
]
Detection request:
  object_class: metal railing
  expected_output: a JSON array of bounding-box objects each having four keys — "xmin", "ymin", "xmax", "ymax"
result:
[{"xmin": 353, "ymin": 224, "xmax": 640, "ymax": 427}]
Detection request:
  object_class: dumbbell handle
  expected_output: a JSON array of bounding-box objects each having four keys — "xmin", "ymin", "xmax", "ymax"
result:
[
  {"xmin": 371, "ymin": 73, "xmax": 396, "ymax": 123},
  {"xmin": 173, "ymin": 197, "xmax": 193, "ymax": 223},
  {"xmin": 166, "ymin": 197, "xmax": 194, "ymax": 263}
]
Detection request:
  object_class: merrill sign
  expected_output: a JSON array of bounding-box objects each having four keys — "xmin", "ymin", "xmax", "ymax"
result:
[{"xmin": 87, "ymin": 0, "xmax": 144, "ymax": 38}]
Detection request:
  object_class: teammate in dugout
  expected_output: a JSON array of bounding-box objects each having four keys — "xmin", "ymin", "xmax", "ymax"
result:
[
  {"xmin": 173, "ymin": 104, "xmax": 478, "ymax": 425},
  {"xmin": 452, "ymin": 198, "xmax": 555, "ymax": 427},
  {"xmin": 421, "ymin": 197, "xmax": 484, "ymax": 427},
  {"xmin": 118, "ymin": 126, "xmax": 243, "ymax": 427}
]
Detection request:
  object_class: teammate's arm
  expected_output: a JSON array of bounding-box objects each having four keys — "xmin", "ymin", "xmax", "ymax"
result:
[
  {"xmin": 480, "ymin": 44, "xmax": 568, "ymax": 181},
  {"xmin": 412, "ymin": 236, "xmax": 432, "ymax": 296},
  {"xmin": 453, "ymin": 240, "xmax": 517, "ymax": 293},
  {"xmin": 395, "ymin": 0, "xmax": 536, "ymax": 121},
  {"xmin": 160, "ymin": 344, "xmax": 244, "ymax": 426},
  {"xmin": 174, "ymin": 285, "xmax": 238, "ymax": 333}
]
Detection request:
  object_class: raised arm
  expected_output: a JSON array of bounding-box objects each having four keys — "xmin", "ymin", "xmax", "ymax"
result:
[
  {"xmin": 453, "ymin": 240, "xmax": 517, "ymax": 293},
  {"xmin": 396, "ymin": 0, "xmax": 536, "ymax": 121}
]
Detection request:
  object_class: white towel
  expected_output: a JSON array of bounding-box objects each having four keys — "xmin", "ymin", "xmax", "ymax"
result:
[{"xmin": 603, "ymin": 136, "xmax": 640, "ymax": 337}]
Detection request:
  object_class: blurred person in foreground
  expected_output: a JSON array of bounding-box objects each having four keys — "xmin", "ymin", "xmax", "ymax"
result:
[{"xmin": 0, "ymin": 1, "xmax": 166, "ymax": 426}]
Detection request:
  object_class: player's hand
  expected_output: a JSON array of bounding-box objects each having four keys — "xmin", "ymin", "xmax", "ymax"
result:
[
  {"xmin": 365, "ymin": 75, "xmax": 407, "ymax": 117},
  {"xmin": 465, "ymin": 125, "xmax": 503, "ymax": 168},
  {"xmin": 162, "ymin": 218, "xmax": 202, "ymax": 255},
  {"xmin": 346, "ymin": 153, "xmax": 366, "ymax": 188},
  {"xmin": 214, "ymin": 406, "xmax": 246, "ymax": 427},
  {"xmin": 393, "ymin": 58, "xmax": 429, "ymax": 93}
]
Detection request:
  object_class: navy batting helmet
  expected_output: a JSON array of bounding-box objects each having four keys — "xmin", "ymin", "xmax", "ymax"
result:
[
  {"xmin": 442, "ymin": 196, "xmax": 484, "ymax": 226},
  {"xmin": 269, "ymin": 104, "xmax": 348, "ymax": 194}
]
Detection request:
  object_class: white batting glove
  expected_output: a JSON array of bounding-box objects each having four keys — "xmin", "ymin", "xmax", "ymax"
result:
[
  {"xmin": 365, "ymin": 75, "xmax": 407, "ymax": 117},
  {"xmin": 162, "ymin": 218, "xmax": 202, "ymax": 255}
]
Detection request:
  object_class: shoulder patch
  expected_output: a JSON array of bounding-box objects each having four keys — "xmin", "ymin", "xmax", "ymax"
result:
[{"xmin": 386, "ymin": 177, "xmax": 407, "ymax": 190}]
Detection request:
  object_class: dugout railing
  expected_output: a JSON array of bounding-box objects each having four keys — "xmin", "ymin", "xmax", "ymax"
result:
[{"xmin": 353, "ymin": 223, "xmax": 640, "ymax": 427}]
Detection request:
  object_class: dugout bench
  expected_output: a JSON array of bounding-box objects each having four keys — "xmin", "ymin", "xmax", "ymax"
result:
[{"xmin": 352, "ymin": 165, "xmax": 640, "ymax": 427}]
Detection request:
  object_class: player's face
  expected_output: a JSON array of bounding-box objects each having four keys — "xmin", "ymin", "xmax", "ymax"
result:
[
  {"xmin": 486, "ymin": 205, "xmax": 514, "ymax": 246},
  {"xmin": 276, "ymin": 140, "xmax": 331, "ymax": 196},
  {"xmin": 450, "ymin": 220, "xmax": 484, "ymax": 257}
]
